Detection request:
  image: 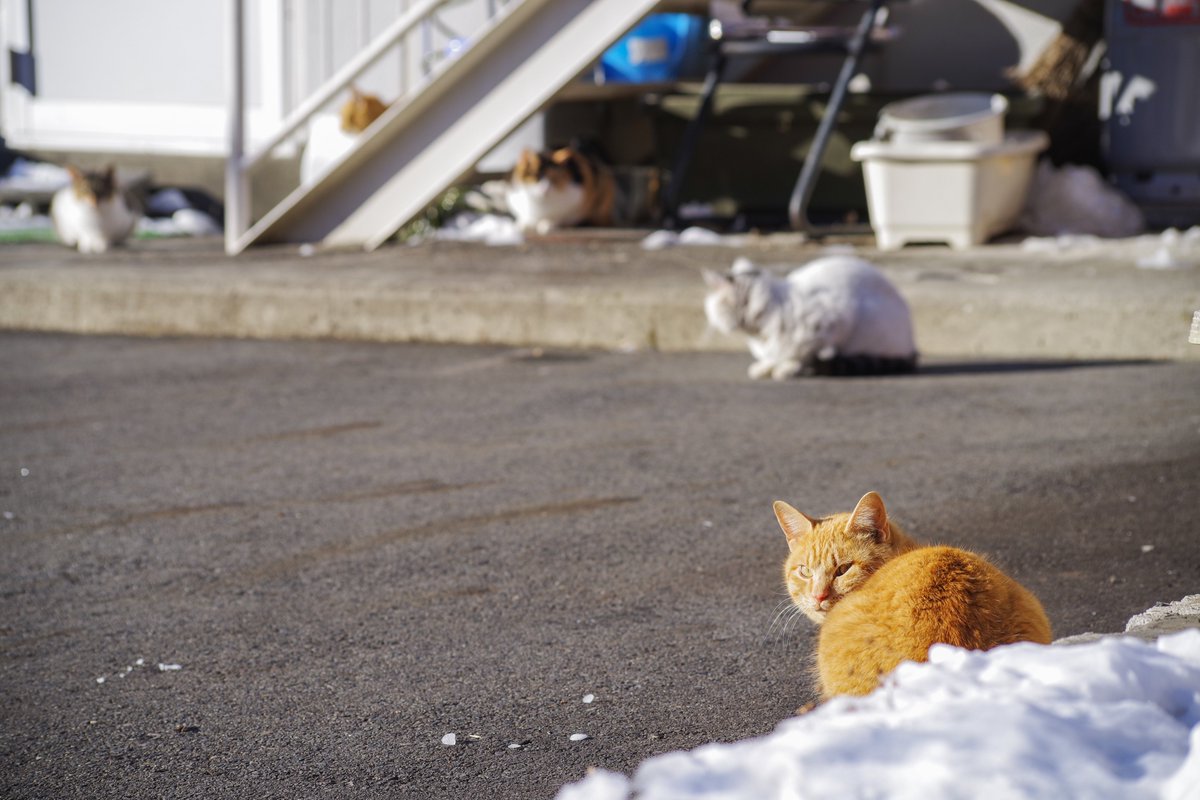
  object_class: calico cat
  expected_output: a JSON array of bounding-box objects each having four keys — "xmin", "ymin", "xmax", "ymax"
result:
[
  {"xmin": 505, "ymin": 146, "xmax": 616, "ymax": 234},
  {"xmin": 774, "ymin": 492, "xmax": 920, "ymax": 625},
  {"xmin": 703, "ymin": 256, "xmax": 918, "ymax": 380},
  {"xmin": 50, "ymin": 164, "xmax": 139, "ymax": 254},
  {"xmin": 339, "ymin": 86, "xmax": 388, "ymax": 134},
  {"xmin": 774, "ymin": 492, "xmax": 1053, "ymax": 699}
]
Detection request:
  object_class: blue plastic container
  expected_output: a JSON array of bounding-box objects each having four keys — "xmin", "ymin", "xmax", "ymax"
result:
[{"xmin": 599, "ymin": 14, "xmax": 706, "ymax": 83}]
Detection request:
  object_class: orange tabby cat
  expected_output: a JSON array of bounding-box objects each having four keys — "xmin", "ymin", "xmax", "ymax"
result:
[
  {"xmin": 775, "ymin": 491, "xmax": 1053, "ymax": 699},
  {"xmin": 339, "ymin": 87, "xmax": 388, "ymax": 134},
  {"xmin": 774, "ymin": 492, "xmax": 919, "ymax": 625}
]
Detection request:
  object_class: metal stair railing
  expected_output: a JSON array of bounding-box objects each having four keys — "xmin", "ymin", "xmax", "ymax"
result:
[{"xmin": 223, "ymin": 0, "xmax": 517, "ymax": 254}]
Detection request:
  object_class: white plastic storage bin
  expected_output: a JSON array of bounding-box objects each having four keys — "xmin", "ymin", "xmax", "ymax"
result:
[{"xmin": 851, "ymin": 131, "xmax": 1048, "ymax": 250}]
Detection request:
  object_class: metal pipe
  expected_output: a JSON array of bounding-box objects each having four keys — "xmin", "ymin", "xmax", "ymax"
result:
[{"xmin": 225, "ymin": 0, "xmax": 248, "ymax": 254}]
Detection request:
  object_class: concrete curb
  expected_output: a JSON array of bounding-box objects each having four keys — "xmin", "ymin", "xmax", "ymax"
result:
[
  {"xmin": 1, "ymin": 237, "xmax": 1198, "ymax": 361},
  {"xmin": 1055, "ymin": 595, "xmax": 1200, "ymax": 646}
]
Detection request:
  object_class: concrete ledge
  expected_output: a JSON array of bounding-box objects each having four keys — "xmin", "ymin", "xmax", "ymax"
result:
[{"xmin": 1, "ymin": 237, "xmax": 1198, "ymax": 362}]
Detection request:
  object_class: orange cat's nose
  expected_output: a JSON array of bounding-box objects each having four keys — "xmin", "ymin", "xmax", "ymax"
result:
[{"xmin": 813, "ymin": 588, "xmax": 830, "ymax": 603}]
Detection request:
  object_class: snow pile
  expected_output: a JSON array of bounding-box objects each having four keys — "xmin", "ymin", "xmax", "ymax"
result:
[
  {"xmin": 1020, "ymin": 161, "xmax": 1145, "ymax": 238},
  {"xmin": 557, "ymin": 631, "xmax": 1200, "ymax": 800}
]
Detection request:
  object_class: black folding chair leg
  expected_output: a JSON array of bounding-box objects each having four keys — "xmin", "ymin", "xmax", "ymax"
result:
[
  {"xmin": 787, "ymin": 0, "xmax": 887, "ymax": 231},
  {"xmin": 664, "ymin": 51, "xmax": 727, "ymax": 229}
]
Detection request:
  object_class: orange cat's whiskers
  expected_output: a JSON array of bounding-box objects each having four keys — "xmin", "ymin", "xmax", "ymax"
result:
[
  {"xmin": 767, "ymin": 596, "xmax": 811, "ymax": 641},
  {"xmin": 766, "ymin": 598, "xmax": 799, "ymax": 639}
]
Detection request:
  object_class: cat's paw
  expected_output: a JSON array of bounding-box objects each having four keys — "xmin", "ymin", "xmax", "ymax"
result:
[
  {"xmin": 771, "ymin": 360, "xmax": 803, "ymax": 380},
  {"xmin": 534, "ymin": 219, "xmax": 556, "ymax": 235},
  {"xmin": 748, "ymin": 361, "xmax": 773, "ymax": 380},
  {"xmin": 78, "ymin": 238, "xmax": 110, "ymax": 255}
]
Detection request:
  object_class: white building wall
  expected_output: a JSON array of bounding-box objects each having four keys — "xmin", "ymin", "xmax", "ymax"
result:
[{"xmin": 0, "ymin": 0, "xmax": 1082, "ymax": 159}]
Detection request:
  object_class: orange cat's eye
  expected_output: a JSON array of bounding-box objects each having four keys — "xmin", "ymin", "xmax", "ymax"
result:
[
  {"xmin": 834, "ymin": 563, "xmax": 852, "ymax": 577},
  {"xmin": 795, "ymin": 564, "xmax": 812, "ymax": 579}
]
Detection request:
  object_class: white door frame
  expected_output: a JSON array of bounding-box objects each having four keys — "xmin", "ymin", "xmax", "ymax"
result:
[{"xmin": 0, "ymin": 0, "xmax": 288, "ymax": 157}]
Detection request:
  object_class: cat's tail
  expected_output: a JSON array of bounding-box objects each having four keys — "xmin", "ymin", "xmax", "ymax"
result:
[{"xmin": 807, "ymin": 353, "xmax": 919, "ymax": 377}]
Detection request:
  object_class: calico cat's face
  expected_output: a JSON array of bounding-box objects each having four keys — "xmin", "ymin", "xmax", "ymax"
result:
[
  {"xmin": 67, "ymin": 165, "xmax": 117, "ymax": 207},
  {"xmin": 507, "ymin": 148, "xmax": 589, "ymax": 233},
  {"xmin": 774, "ymin": 492, "xmax": 903, "ymax": 624},
  {"xmin": 511, "ymin": 148, "xmax": 580, "ymax": 195}
]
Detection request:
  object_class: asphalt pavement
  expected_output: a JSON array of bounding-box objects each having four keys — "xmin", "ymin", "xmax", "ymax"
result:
[{"xmin": 3, "ymin": 332, "xmax": 1198, "ymax": 799}]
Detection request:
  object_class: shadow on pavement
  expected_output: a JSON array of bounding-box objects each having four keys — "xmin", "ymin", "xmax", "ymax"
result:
[{"xmin": 915, "ymin": 358, "xmax": 1162, "ymax": 376}]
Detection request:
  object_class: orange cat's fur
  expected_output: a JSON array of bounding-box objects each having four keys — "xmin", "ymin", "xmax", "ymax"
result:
[
  {"xmin": 774, "ymin": 492, "xmax": 1053, "ymax": 699},
  {"xmin": 339, "ymin": 87, "xmax": 388, "ymax": 134}
]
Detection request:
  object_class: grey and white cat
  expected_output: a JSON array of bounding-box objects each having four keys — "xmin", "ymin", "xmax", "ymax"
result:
[
  {"xmin": 51, "ymin": 165, "xmax": 139, "ymax": 254},
  {"xmin": 703, "ymin": 255, "xmax": 917, "ymax": 379}
]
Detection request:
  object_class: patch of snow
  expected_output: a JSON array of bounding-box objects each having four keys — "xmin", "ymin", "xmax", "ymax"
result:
[
  {"xmin": 1020, "ymin": 226, "xmax": 1200, "ymax": 270},
  {"xmin": 1019, "ymin": 234, "xmax": 1103, "ymax": 253},
  {"xmin": 1128, "ymin": 596, "xmax": 1200, "ymax": 634},
  {"xmin": 556, "ymin": 630, "xmax": 1200, "ymax": 800},
  {"xmin": 583, "ymin": 694, "xmax": 596, "ymax": 704},
  {"xmin": 441, "ymin": 733, "xmax": 457, "ymax": 746},
  {"xmin": 156, "ymin": 662, "xmax": 182, "ymax": 672},
  {"xmin": 640, "ymin": 226, "xmax": 736, "ymax": 251},
  {"xmin": 1136, "ymin": 228, "xmax": 1200, "ymax": 270},
  {"xmin": 569, "ymin": 733, "xmax": 590, "ymax": 742},
  {"xmin": 0, "ymin": 158, "xmax": 70, "ymax": 193},
  {"xmin": 558, "ymin": 770, "xmax": 630, "ymax": 800},
  {"xmin": 422, "ymin": 213, "xmax": 524, "ymax": 246},
  {"xmin": 0, "ymin": 205, "xmax": 53, "ymax": 234},
  {"xmin": 135, "ymin": 209, "xmax": 220, "ymax": 238}
]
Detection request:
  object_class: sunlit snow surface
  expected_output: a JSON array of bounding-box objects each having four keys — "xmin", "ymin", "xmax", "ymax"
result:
[{"xmin": 558, "ymin": 631, "xmax": 1200, "ymax": 800}]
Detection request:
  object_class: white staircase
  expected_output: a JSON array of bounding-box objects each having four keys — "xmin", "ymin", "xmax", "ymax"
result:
[{"xmin": 226, "ymin": 0, "xmax": 661, "ymax": 254}]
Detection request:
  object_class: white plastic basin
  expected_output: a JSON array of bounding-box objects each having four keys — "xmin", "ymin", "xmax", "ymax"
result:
[{"xmin": 851, "ymin": 130, "xmax": 1049, "ymax": 250}]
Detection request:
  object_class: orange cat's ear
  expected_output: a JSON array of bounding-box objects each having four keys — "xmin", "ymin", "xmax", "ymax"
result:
[
  {"xmin": 774, "ymin": 500, "xmax": 817, "ymax": 550},
  {"xmin": 513, "ymin": 149, "xmax": 538, "ymax": 177},
  {"xmin": 847, "ymin": 491, "xmax": 891, "ymax": 543},
  {"xmin": 550, "ymin": 147, "xmax": 575, "ymax": 166}
]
